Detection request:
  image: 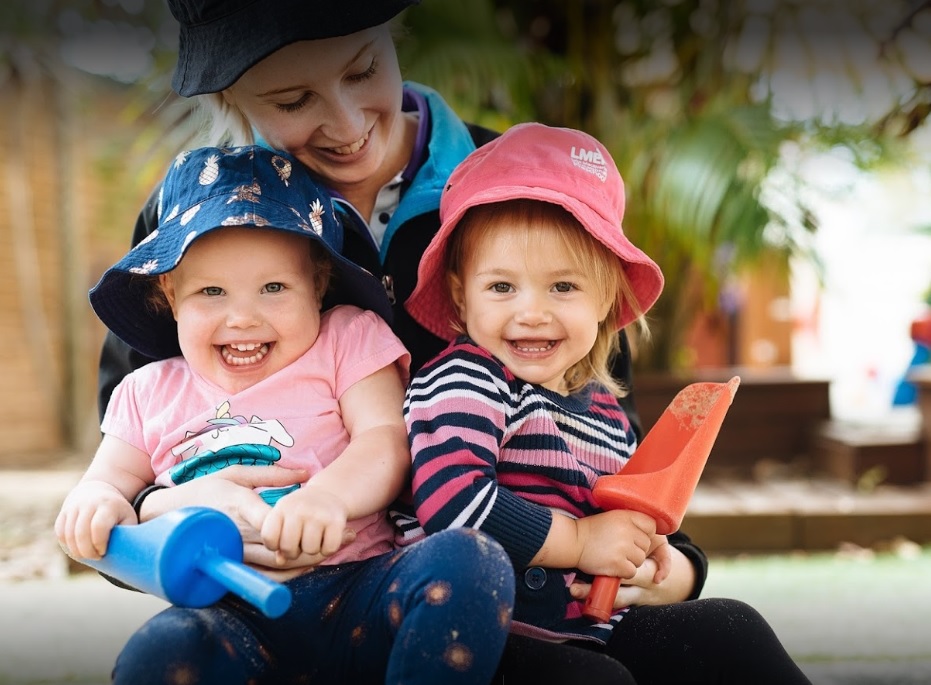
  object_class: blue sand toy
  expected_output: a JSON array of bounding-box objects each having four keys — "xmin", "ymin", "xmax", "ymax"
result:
[{"xmin": 81, "ymin": 506, "xmax": 291, "ymax": 618}]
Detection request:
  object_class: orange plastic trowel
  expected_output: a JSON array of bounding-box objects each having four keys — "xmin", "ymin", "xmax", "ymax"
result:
[{"xmin": 582, "ymin": 376, "xmax": 741, "ymax": 622}]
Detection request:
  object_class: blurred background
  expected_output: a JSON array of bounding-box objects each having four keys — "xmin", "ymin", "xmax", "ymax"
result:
[
  {"xmin": 2, "ymin": 3, "xmax": 931, "ymax": 683},
  {"xmin": 2, "ymin": 0, "xmax": 931, "ymax": 466}
]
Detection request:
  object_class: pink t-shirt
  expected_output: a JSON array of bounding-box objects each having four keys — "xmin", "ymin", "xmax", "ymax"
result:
[{"xmin": 102, "ymin": 305, "xmax": 410, "ymax": 565}]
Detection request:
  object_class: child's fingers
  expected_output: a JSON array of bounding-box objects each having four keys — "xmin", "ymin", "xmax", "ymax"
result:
[
  {"xmin": 318, "ymin": 523, "xmax": 347, "ymax": 558},
  {"xmin": 55, "ymin": 509, "xmax": 81, "ymax": 559},
  {"xmin": 89, "ymin": 507, "xmax": 127, "ymax": 558},
  {"xmin": 262, "ymin": 508, "xmax": 320, "ymax": 563},
  {"xmin": 53, "ymin": 508, "xmax": 73, "ymax": 551},
  {"xmin": 71, "ymin": 508, "xmax": 102, "ymax": 560},
  {"xmin": 628, "ymin": 511, "xmax": 658, "ymax": 536}
]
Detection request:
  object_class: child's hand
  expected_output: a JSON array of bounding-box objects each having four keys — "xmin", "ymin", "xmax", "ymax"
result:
[
  {"xmin": 574, "ymin": 509, "xmax": 656, "ymax": 579},
  {"xmin": 54, "ymin": 481, "xmax": 137, "ymax": 560},
  {"xmin": 260, "ymin": 485, "xmax": 356, "ymax": 565},
  {"xmin": 570, "ymin": 535, "xmax": 687, "ymax": 609}
]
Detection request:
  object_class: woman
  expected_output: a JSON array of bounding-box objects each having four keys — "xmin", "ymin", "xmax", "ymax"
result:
[{"xmin": 98, "ymin": 1, "xmax": 710, "ymax": 682}]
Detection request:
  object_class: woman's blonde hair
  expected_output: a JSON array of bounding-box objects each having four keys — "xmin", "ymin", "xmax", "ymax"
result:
[
  {"xmin": 446, "ymin": 199, "xmax": 647, "ymax": 396},
  {"xmin": 194, "ymin": 93, "xmax": 254, "ymax": 147}
]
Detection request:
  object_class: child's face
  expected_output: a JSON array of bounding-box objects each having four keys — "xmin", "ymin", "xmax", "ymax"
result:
[
  {"xmin": 450, "ymin": 222, "xmax": 612, "ymax": 395},
  {"xmin": 160, "ymin": 227, "xmax": 324, "ymax": 394}
]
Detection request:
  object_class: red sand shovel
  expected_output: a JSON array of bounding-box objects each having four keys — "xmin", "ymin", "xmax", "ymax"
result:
[{"xmin": 582, "ymin": 376, "xmax": 741, "ymax": 622}]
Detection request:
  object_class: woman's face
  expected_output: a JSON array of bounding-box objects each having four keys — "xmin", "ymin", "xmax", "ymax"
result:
[{"xmin": 224, "ymin": 25, "xmax": 405, "ymax": 197}]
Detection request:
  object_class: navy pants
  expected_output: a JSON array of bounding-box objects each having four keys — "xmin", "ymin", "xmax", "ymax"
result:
[{"xmin": 113, "ymin": 528, "xmax": 514, "ymax": 685}]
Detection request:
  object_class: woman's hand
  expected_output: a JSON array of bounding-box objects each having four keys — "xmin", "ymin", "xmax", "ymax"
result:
[
  {"xmin": 55, "ymin": 480, "xmax": 137, "ymax": 560},
  {"xmin": 137, "ymin": 465, "xmax": 309, "ymax": 544}
]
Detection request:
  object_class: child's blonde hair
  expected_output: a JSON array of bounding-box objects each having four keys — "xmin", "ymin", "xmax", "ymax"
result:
[{"xmin": 446, "ymin": 199, "xmax": 647, "ymax": 397}]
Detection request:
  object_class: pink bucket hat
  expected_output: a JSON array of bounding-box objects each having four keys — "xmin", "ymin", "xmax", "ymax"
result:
[{"xmin": 405, "ymin": 122, "xmax": 664, "ymax": 341}]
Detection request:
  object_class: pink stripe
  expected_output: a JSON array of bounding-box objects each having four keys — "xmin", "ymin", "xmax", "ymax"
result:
[{"xmin": 416, "ymin": 468, "xmax": 488, "ymax": 522}]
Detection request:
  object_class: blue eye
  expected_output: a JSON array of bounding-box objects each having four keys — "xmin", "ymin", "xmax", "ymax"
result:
[
  {"xmin": 491, "ymin": 282, "xmax": 512, "ymax": 293},
  {"xmin": 202, "ymin": 286, "xmax": 223, "ymax": 296},
  {"xmin": 264, "ymin": 283, "xmax": 284, "ymax": 293}
]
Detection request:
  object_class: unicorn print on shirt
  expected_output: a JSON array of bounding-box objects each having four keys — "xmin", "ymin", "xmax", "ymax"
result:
[{"xmin": 168, "ymin": 400, "xmax": 299, "ymax": 504}]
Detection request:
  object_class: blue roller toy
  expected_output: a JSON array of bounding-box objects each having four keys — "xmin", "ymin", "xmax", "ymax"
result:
[{"xmin": 81, "ymin": 506, "xmax": 291, "ymax": 618}]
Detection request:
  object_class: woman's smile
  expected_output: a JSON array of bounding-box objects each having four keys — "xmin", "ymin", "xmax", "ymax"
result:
[{"xmin": 326, "ymin": 130, "xmax": 371, "ymax": 156}]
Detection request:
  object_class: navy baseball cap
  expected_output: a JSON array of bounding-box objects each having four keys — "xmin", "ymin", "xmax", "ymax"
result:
[{"xmin": 89, "ymin": 145, "xmax": 391, "ymax": 360}]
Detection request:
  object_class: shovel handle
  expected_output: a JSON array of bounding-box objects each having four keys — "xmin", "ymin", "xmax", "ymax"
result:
[{"xmin": 582, "ymin": 575, "xmax": 621, "ymax": 622}]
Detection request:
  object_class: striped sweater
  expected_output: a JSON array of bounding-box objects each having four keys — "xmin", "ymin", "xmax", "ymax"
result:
[{"xmin": 400, "ymin": 338, "xmax": 639, "ymax": 643}]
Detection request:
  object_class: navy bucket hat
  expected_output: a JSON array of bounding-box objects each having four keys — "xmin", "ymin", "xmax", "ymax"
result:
[
  {"xmin": 89, "ymin": 146, "xmax": 392, "ymax": 360},
  {"xmin": 167, "ymin": 0, "xmax": 421, "ymax": 96}
]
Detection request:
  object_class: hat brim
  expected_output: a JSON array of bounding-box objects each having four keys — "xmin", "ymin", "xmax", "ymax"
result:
[
  {"xmin": 90, "ymin": 215, "xmax": 391, "ymax": 361},
  {"xmin": 172, "ymin": 0, "xmax": 420, "ymax": 96},
  {"xmin": 405, "ymin": 186, "xmax": 664, "ymax": 342}
]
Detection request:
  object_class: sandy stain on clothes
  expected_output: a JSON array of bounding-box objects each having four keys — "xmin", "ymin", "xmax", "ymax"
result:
[{"xmin": 498, "ymin": 602, "xmax": 513, "ymax": 628}]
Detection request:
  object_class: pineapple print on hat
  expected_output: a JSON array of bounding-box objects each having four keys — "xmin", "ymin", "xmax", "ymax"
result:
[
  {"xmin": 229, "ymin": 182, "xmax": 261, "ymax": 203},
  {"xmin": 271, "ymin": 155, "xmax": 292, "ymax": 186},
  {"xmin": 309, "ymin": 199, "xmax": 325, "ymax": 234},
  {"xmin": 199, "ymin": 154, "xmax": 220, "ymax": 185}
]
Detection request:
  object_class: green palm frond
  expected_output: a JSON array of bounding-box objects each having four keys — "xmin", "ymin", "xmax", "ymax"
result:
[{"xmin": 397, "ymin": 1, "xmax": 566, "ymax": 126}]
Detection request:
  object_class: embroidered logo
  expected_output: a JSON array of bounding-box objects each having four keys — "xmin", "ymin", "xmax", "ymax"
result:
[{"xmin": 570, "ymin": 146, "xmax": 608, "ymax": 182}]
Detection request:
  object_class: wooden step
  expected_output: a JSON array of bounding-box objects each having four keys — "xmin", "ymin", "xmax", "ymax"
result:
[
  {"xmin": 683, "ymin": 478, "xmax": 931, "ymax": 554},
  {"xmin": 810, "ymin": 412, "xmax": 927, "ymax": 485},
  {"xmin": 635, "ymin": 368, "xmax": 831, "ymax": 478}
]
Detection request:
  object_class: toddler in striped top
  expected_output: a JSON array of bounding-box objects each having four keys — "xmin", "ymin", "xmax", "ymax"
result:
[{"xmin": 400, "ymin": 122, "xmax": 813, "ymax": 685}]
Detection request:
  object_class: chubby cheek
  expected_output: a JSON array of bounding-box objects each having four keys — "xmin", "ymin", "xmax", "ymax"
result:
[
  {"xmin": 173, "ymin": 306, "xmax": 218, "ymax": 360},
  {"xmin": 460, "ymin": 297, "xmax": 503, "ymax": 347}
]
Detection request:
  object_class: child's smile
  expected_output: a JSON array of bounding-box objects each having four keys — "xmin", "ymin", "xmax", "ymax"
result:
[{"xmin": 220, "ymin": 341, "xmax": 271, "ymax": 366}]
